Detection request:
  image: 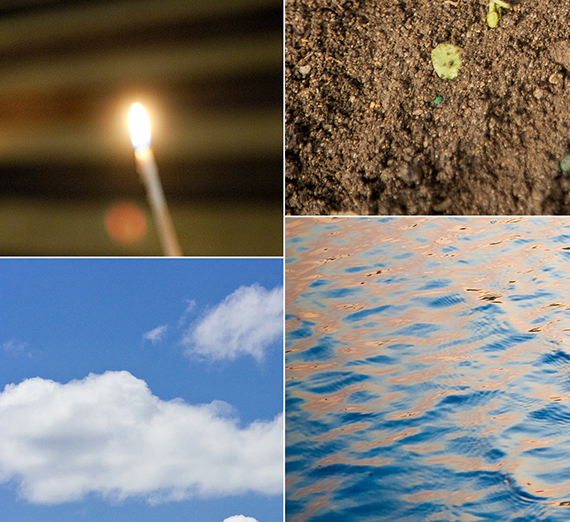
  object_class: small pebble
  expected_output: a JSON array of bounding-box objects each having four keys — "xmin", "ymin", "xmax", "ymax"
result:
[
  {"xmin": 549, "ymin": 72, "xmax": 562, "ymax": 85},
  {"xmin": 433, "ymin": 198, "xmax": 452, "ymax": 212},
  {"xmin": 533, "ymin": 88, "xmax": 544, "ymax": 99},
  {"xmin": 299, "ymin": 65, "xmax": 311, "ymax": 76}
]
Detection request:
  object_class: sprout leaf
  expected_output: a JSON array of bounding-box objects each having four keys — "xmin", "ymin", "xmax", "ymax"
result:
[{"xmin": 431, "ymin": 43, "xmax": 462, "ymax": 80}]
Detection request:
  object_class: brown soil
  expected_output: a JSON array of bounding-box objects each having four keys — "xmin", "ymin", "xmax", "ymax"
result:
[{"xmin": 285, "ymin": 0, "xmax": 570, "ymax": 215}]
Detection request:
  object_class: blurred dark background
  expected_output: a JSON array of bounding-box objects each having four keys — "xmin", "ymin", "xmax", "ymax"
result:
[{"xmin": 0, "ymin": 0, "xmax": 282, "ymax": 255}]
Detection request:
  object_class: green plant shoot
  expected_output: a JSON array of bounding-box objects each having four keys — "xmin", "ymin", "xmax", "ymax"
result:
[
  {"xmin": 487, "ymin": 0, "xmax": 511, "ymax": 28},
  {"xmin": 561, "ymin": 155, "xmax": 570, "ymax": 172}
]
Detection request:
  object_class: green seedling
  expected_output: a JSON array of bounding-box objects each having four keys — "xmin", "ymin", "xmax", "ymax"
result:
[
  {"xmin": 561, "ymin": 155, "xmax": 570, "ymax": 172},
  {"xmin": 431, "ymin": 43, "xmax": 462, "ymax": 79},
  {"xmin": 487, "ymin": 0, "xmax": 511, "ymax": 28}
]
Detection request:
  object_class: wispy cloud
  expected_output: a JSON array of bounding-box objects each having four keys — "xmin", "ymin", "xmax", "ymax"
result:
[
  {"xmin": 142, "ymin": 324, "xmax": 168, "ymax": 345},
  {"xmin": 178, "ymin": 299, "xmax": 196, "ymax": 327},
  {"xmin": 183, "ymin": 284, "xmax": 283, "ymax": 362},
  {"xmin": 0, "ymin": 371, "xmax": 283, "ymax": 504},
  {"xmin": 224, "ymin": 515, "xmax": 257, "ymax": 522},
  {"xmin": 3, "ymin": 339, "xmax": 27, "ymax": 355}
]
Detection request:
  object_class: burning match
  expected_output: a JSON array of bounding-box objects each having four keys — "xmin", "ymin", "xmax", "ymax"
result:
[{"xmin": 129, "ymin": 102, "xmax": 182, "ymax": 256}]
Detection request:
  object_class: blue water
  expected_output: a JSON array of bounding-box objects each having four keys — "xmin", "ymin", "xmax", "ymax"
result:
[{"xmin": 286, "ymin": 217, "xmax": 570, "ymax": 521}]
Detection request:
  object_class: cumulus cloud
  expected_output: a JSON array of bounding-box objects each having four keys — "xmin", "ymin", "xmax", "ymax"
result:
[
  {"xmin": 183, "ymin": 284, "xmax": 283, "ymax": 361},
  {"xmin": 0, "ymin": 371, "xmax": 283, "ymax": 504},
  {"xmin": 142, "ymin": 324, "xmax": 168, "ymax": 345},
  {"xmin": 224, "ymin": 515, "xmax": 257, "ymax": 522}
]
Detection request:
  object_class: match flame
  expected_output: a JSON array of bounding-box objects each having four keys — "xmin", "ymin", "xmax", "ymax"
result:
[{"xmin": 129, "ymin": 103, "xmax": 151, "ymax": 149}]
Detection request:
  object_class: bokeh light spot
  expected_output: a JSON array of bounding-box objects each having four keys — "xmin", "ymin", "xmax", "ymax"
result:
[{"xmin": 105, "ymin": 202, "xmax": 146, "ymax": 244}]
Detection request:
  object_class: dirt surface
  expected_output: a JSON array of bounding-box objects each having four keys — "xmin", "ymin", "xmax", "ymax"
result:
[{"xmin": 285, "ymin": 0, "xmax": 570, "ymax": 215}]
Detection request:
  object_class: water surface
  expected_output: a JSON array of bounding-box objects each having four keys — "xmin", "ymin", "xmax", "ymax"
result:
[{"xmin": 286, "ymin": 217, "xmax": 570, "ymax": 521}]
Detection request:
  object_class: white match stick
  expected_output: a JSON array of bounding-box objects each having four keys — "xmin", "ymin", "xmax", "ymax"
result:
[{"xmin": 129, "ymin": 103, "xmax": 182, "ymax": 257}]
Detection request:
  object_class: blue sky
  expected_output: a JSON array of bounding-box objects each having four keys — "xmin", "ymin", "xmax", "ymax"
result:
[{"xmin": 0, "ymin": 258, "xmax": 283, "ymax": 522}]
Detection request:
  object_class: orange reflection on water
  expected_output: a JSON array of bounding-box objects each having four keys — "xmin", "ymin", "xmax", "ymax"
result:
[
  {"xmin": 517, "ymin": 437, "xmax": 562, "ymax": 454},
  {"xmin": 409, "ymin": 389, "xmax": 449, "ymax": 419},
  {"xmin": 314, "ymin": 453, "xmax": 392, "ymax": 469},
  {"xmin": 415, "ymin": 349, "xmax": 476, "ymax": 366},
  {"xmin": 294, "ymin": 376, "xmax": 375, "ymax": 420},
  {"xmin": 384, "ymin": 387, "xmax": 451, "ymax": 423},
  {"xmin": 405, "ymin": 488, "xmax": 484, "ymax": 507},
  {"xmin": 481, "ymin": 410, "xmax": 522, "ymax": 438},
  {"xmin": 370, "ymin": 426, "xmax": 421, "ymax": 447},
  {"xmin": 427, "ymin": 453, "xmax": 507, "ymax": 474},
  {"xmin": 510, "ymin": 469, "xmax": 570, "ymax": 500},
  {"xmin": 526, "ymin": 381, "xmax": 570, "ymax": 406},
  {"xmin": 294, "ymin": 391, "xmax": 346, "ymax": 417},
  {"xmin": 287, "ymin": 360, "xmax": 341, "ymax": 380},
  {"xmin": 285, "ymin": 334, "xmax": 321, "ymax": 357},
  {"xmin": 288, "ymin": 488, "xmax": 335, "ymax": 522},
  {"xmin": 388, "ymin": 364, "xmax": 453, "ymax": 388},
  {"xmin": 447, "ymin": 396, "xmax": 523, "ymax": 436},
  {"xmin": 404, "ymin": 442, "xmax": 445, "ymax": 454},
  {"xmin": 289, "ymin": 477, "xmax": 337, "ymax": 500},
  {"xmin": 314, "ymin": 421, "xmax": 372, "ymax": 442},
  {"xmin": 426, "ymin": 511, "xmax": 484, "ymax": 522}
]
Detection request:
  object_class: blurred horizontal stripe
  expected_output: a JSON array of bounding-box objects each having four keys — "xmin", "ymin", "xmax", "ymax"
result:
[
  {"xmin": 0, "ymin": 0, "xmax": 279, "ymax": 53},
  {"xmin": 0, "ymin": 108, "xmax": 282, "ymax": 163},
  {"xmin": 0, "ymin": 33, "xmax": 282, "ymax": 94},
  {"xmin": 0, "ymin": 196, "xmax": 283, "ymax": 256}
]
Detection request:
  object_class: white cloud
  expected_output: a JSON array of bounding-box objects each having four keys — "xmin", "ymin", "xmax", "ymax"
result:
[
  {"xmin": 142, "ymin": 324, "xmax": 168, "ymax": 344},
  {"xmin": 0, "ymin": 371, "xmax": 283, "ymax": 504},
  {"xmin": 183, "ymin": 284, "xmax": 283, "ymax": 361},
  {"xmin": 224, "ymin": 515, "xmax": 257, "ymax": 522}
]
